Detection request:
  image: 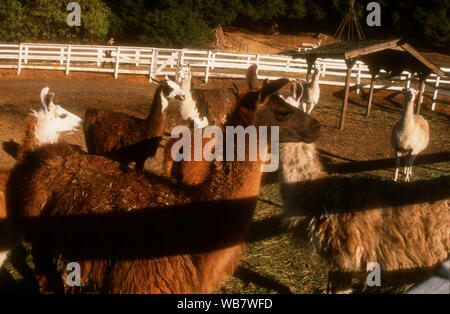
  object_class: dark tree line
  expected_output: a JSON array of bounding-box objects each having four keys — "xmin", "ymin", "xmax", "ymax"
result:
[{"xmin": 0, "ymin": 0, "xmax": 448, "ymax": 50}]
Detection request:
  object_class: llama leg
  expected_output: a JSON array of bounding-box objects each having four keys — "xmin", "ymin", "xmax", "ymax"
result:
[
  {"xmin": 393, "ymin": 151, "xmax": 400, "ymax": 181},
  {"xmin": 307, "ymin": 102, "xmax": 316, "ymax": 114},
  {"xmin": 134, "ymin": 158, "xmax": 146, "ymax": 171},
  {"xmin": 327, "ymin": 270, "xmax": 353, "ymax": 294},
  {"xmin": 405, "ymin": 154, "xmax": 417, "ymax": 182},
  {"xmin": 302, "ymin": 102, "xmax": 307, "ymax": 112}
]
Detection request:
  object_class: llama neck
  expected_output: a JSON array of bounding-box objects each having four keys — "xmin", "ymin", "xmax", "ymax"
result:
[
  {"xmin": 311, "ymin": 72, "xmax": 320, "ymax": 86},
  {"xmin": 279, "ymin": 142, "xmax": 325, "ymax": 184},
  {"xmin": 146, "ymin": 86, "xmax": 167, "ymax": 137},
  {"xmin": 402, "ymin": 97, "xmax": 416, "ymax": 122},
  {"xmin": 278, "ymin": 142, "xmax": 326, "ymax": 219},
  {"xmin": 18, "ymin": 114, "xmax": 59, "ymax": 161},
  {"xmin": 179, "ymin": 77, "xmax": 206, "ymax": 126}
]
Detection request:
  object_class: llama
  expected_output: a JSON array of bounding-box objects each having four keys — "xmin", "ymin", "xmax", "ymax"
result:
[
  {"xmin": 164, "ymin": 63, "xmax": 260, "ymax": 183},
  {"xmin": 279, "ymin": 142, "xmax": 449, "ymax": 293},
  {"xmin": 83, "ymin": 76, "xmax": 185, "ymax": 171},
  {"xmin": 174, "ymin": 62, "xmax": 238, "ymax": 128},
  {"xmin": 0, "ymin": 87, "xmax": 82, "ymax": 268},
  {"xmin": 7, "ymin": 78, "xmax": 321, "ymax": 293},
  {"xmin": 301, "ymin": 65, "xmax": 321, "ymax": 114},
  {"xmin": 391, "ymin": 88, "xmax": 430, "ymax": 182}
]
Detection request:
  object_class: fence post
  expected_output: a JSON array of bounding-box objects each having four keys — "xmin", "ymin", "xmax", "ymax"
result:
[
  {"xmin": 97, "ymin": 48, "xmax": 102, "ymax": 67},
  {"xmin": 356, "ymin": 62, "xmax": 361, "ymax": 95},
  {"xmin": 17, "ymin": 44, "xmax": 22, "ymax": 75},
  {"xmin": 431, "ymin": 76, "xmax": 440, "ymax": 111},
  {"xmin": 24, "ymin": 46, "xmax": 28, "ymax": 65},
  {"xmin": 286, "ymin": 58, "xmax": 290, "ymax": 72},
  {"xmin": 149, "ymin": 49, "xmax": 157, "ymax": 81},
  {"xmin": 114, "ymin": 47, "xmax": 120, "ymax": 79},
  {"xmin": 205, "ymin": 50, "xmax": 212, "ymax": 83},
  {"xmin": 211, "ymin": 51, "xmax": 216, "ymax": 70},
  {"xmin": 180, "ymin": 49, "xmax": 185, "ymax": 65},
  {"xmin": 322, "ymin": 63, "xmax": 327, "ymax": 77},
  {"xmin": 136, "ymin": 50, "xmax": 140, "ymax": 67},
  {"xmin": 60, "ymin": 47, "xmax": 64, "ymax": 65},
  {"xmin": 65, "ymin": 45, "xmax": 71, "ymax": 76}
]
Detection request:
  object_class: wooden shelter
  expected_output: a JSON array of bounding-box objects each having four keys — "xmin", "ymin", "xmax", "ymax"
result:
[{"xmin": 293, "ymin": 39, "xmax": 444, "ymax": 130}]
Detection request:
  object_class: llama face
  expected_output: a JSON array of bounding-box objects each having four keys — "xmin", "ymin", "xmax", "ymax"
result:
[
  {"xmin": 403, "ymin": 88, "xmax": 418, "ymax": 103},
  {"xmin": 175, "ymin": 63, "xmax": 191, "ymax": 85},
  {"xmin": 34, "ymin": 87, "xmax": 83, "ymax": 144},
  {"xmin": 162, "ymin": 78, "xmax": 186, "ymax": 102},
  {"xmin": 241, "ymin": 78, "xmax": 321, "ymax": 143}
]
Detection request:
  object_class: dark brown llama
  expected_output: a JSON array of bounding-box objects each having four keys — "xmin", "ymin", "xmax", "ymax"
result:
[
  {"xmin": 83, "ymin": 77, "xmax": 185, "ymax": 171},
  {"xmin": 7, "ymin": 78, "xmax": 321, "ymax": 293}
]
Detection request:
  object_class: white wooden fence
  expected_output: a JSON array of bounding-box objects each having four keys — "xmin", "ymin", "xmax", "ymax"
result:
[{"xmin": 1, "ymin": 43, "xmax": 449, "ymax": 110}]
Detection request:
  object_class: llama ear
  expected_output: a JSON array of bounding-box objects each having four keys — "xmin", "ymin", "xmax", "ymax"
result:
[
  {"xmin": 231, "ymin": 83, "xmax": 240, "ymax": 98},
  {"xmin": 150, "ymin": 77, "xmax": 161, "ymax": 85},
  {"xmin": 258, "ymin": 78, "xmax": 290, "ymax": 103},
  {"xmin": 44, "ymin": 92, "xmax": 55, "ymax": 111},
  {"xmin": 294, "ymin": 80, "xmax": 304, "ymax": 101},
  {"xmin": 246, "ymin": 64, "xmax": 260, "ymax": 90},
  {"xmin": 40, "ymin": 87, "xmax": 50, "ymax": 112},
  {"xmin": 262, "ymin": 78, "xmax": 269, "ymax": 88}
]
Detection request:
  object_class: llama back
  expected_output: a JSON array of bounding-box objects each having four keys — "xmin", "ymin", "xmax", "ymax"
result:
[
  {"xmin": 191, "ymin": 88, "xmax": 238, "ymax": 126},
  {"xmin": 307, "ymin": 175, "xmax": 450, "ymax": 273}
]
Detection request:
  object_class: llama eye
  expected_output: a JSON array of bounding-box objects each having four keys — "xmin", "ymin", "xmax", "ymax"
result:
[
  {"xmin": 58, "ymin": 114, "xmax": 68, "ymax": 119},
  {"xmin": 275, "ymin": 111, "xmax": 291, "ymax": 120}
]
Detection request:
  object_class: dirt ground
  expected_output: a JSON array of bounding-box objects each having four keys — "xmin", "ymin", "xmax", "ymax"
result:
[{"xmin": 0, "ymin": 69, "xmax": 449, "ymax": 293}]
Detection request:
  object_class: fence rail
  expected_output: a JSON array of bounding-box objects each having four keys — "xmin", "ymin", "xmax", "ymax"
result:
[{"xmin": 1, "ymin": 43, "xmax": 449, "ymax": 110}]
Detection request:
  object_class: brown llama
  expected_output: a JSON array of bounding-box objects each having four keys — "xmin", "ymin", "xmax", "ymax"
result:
[
  {"xmin": 83, "ymin": 77, "xmax": 185, "ymax": 171},
  {"xmin": 279, "ymin": 142, "xmax": 450, "ymax": 293},
  {"xmin": 164, "ymin": 64, "xmax": 261, "ymax": 184},
  {"xmin": 174, "ymin": 62, "xmax": 238, "ymax": 128},
  {"xmin": 7, "ymin": 78, "xmax": 321, "ymax": 293}
]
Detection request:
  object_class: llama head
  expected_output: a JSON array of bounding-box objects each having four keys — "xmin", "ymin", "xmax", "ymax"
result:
[
  {"xmin": 175, "ymin": 62, "xmax": 191, "ymax": 85},
  {"xmin": 313, "ymin": 64, "xmax": 321, "ymax": 76},
  {"xmin": 403, "ymin": 88, "xmax": 418, "ymax": 103},
  {"xmin": 151, "ymin": 76, "xmax": 186, "ymax": 111},
  {"xmin": 277, "ymin": 79, "xmax": 304, "ymax": 108},
  {"xmin": 32, "ymin": 87, "xmax": 83, "ymax": 144},
  {"xmin": 236, "ymin": 78, "xmax": 321, "ymax": 143}
]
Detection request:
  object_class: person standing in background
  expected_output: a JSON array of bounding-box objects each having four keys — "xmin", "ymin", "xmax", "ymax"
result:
[{"xmin": 103, "ymin": 37, "xmax": 115, "ymax": 68}]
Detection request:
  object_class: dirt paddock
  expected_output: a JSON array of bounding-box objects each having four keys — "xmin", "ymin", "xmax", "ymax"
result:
[{"xmin": 0, "ymin": 69, "xmax": 449, "ymax": 293}]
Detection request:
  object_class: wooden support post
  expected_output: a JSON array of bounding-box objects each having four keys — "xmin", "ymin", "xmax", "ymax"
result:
[
  {"xmin": 416, "ymin": 77, "xmax": 425, "ymax": 114},
  {"xmin": 339, "ymin": 58, "xmax": 356, "ymax": 130},
  {"xmin": 356, "ymin": 62, "xmax": 361, "ymax": 95},
  {"xmin": 431, "ymin": 76, "xmax": 440, "ymax": 111},
  {"xmin": 366, "ymin": 75, "xmax": 375, "ymax": 117},
  {"xmin": 305, "ymin": 56, "xmax": 316, "ymax": 82}
]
